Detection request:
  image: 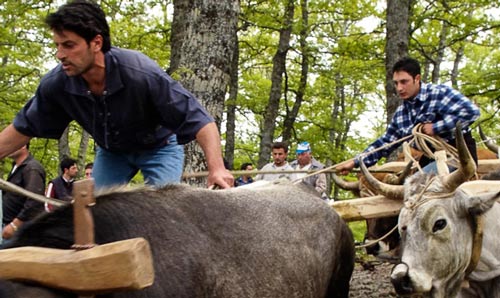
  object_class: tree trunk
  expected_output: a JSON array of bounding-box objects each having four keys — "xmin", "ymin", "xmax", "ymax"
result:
[
  {"xmin": 170, "ymin": 0, "xmax": 239, "ymax": 184},
  {"xmin": 58, "ymin": 127, "xmax": 71, "ymax": 166},
  {"xmin": 385, "ymin": 0, "xmax": 412, "ymax": 162},
  {"xmin": 282, "ymin": 0, "xmax": 309, "ymax": 144},
  {"xmin": 451, "ymin": 44, "xmax": 465, "ymax": 89},
  {"xmin": 385, "ymin": 0, "xmax": 412, "ymax": 124},
  {"xmin": 431, "ymin": 21, "xmax": 449, "ymax": 84},
  {"xmin": 224, "ymin": 30, "xmax": 240, "ymax": 170},
  {"xmin": 77, "ymin": 129, "xmax": 91, "ymax": 179},
  {"xmin": 257, "ymin": 0, "xmax": 295, "ymax": 168}
]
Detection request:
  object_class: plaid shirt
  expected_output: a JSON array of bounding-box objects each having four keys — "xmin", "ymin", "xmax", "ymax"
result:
[{"xmin": 355, "ymin": 82, "xmax": 480, "ymax": 167}]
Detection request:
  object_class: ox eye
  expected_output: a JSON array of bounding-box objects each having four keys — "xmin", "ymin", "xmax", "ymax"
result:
[{"xmin": 432, "ymin": 219, "xmax": 447, "ymax": 232}]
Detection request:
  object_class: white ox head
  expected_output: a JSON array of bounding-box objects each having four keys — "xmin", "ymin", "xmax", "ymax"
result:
[{"xmin": 391, "ymin": 174, "xmax": 500, "ymax": 298}]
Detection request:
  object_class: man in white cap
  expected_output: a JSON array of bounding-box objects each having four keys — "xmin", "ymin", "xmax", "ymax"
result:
[{"xmin": 290, "ymin": 142, "xmax": 328, "ymax": 200}]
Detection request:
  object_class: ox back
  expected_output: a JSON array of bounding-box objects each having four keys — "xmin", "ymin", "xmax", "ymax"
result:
[{"xmin": 0, "ymin": 183, "xmax": 355, "ymax": 298}]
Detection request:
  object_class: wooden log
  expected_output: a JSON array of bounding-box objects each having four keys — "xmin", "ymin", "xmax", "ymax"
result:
[
  {"xmin": 332, "ymin": 180, "xmax": 500, "ymax": 222},
  {"xmin": 458, "ymin": 180, "xmax": 500, "ymax": 194},
  {"xmin": 477, "ymin": 159, "xmax": 500, "ymax": 175},
  {"xmin": 368, "ymin": 159, "xmax": 500, "ymax": 175},
  {"xmin": 331, "ymin": 195, "xmax": 403, "ymax": 222},
  {"xmin": 72, "ymin": 179, "xmax": 96, "ymax": 248},
  {"xmin": 0, "ymin": 237, "xmax": 154, "ymax": 293}
]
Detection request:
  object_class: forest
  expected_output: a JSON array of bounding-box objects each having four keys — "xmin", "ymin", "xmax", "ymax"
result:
[{"xmin": 0, "ymin": 0, "xmax": 499, "ymax": 198}]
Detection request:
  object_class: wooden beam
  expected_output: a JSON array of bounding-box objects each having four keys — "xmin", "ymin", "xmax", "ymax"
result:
[
  {"xmin": 459, "ymin": 180, "xmax": 500, "ymax": 194},
  {"xmin": 332, "ymin": 180, "xmax": 500, "ymax": 222},
  {"xmin": 477, "ymin": 159, "xmax": 500, "ymax": 175},
  {"xmin": 331, "ymin": 195, "xmax": 403, "ymax": 222},
  {"xmin": 0, "ymin": 237, "xmax": 154, "ymax": 294}
]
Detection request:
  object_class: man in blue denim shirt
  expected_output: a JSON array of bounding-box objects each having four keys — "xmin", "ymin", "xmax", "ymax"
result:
[
  {"xmin": 337, "ymin": 57, "xmax": 480, "ymax": 174},
  {"xmin": 0, "ymin": 0, "xmax": 233, "ymax": 189}
]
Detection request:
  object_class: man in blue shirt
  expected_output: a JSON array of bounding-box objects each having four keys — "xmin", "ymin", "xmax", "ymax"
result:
[
  {"xmin": 337, "ymin": 57, "xmax": 480, "ymax": 174},
  {"xmin": 0, "ymin": 0, "xmax": 233, "ymax": 189}
]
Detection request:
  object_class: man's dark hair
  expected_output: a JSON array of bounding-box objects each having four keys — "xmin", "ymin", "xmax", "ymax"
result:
[
  {"xmin": 84, "ymin": 162, "xmax": 93, "ymax": 170},
  {"xmin": 240, "ymin": 162, "xmax": 253, "ymax": 171},
  {"xmin": 271, "ymin": 141, "xmax": 289, "ymax": 153},
  {"xmin": 45, "ymin": 0, "xmax": 111, "ymax": 53},
  {"xmin": 60, "ymin": 158, "xmax": 77, "ymax": 173},
  {"xmin": 392, "ymin": 57, "xmax": 421, "ymax": 78}
]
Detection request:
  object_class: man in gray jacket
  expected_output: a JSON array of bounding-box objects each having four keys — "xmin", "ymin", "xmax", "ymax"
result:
[{"xmin": 290, "ymin": 142, "xmax": 329, "ymax": 200}]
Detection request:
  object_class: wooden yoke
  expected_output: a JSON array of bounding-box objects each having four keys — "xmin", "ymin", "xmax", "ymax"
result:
[{"xmin": 72, "ymin": 179, "xmax": 96, "ymax": 249}]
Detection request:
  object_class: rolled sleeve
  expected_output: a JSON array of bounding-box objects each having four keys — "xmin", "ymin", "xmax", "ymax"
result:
[{"xmin": 13, "ymin": 87, "xmax": 72, "ymax": 139}]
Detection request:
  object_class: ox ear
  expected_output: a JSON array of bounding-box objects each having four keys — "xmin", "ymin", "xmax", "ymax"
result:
[{"xmin": 454, "ymin": 189, "xmax": 500, "ymax": 217}]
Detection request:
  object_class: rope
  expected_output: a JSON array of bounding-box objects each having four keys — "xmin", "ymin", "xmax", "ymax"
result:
[
  {"xmin": 476, "ymin": 134, "xmax": 500, "ymax": 145},
  {"xmin": 0, "ymin": 178, "xmax": 69, "ymax": 207},
  {"xmin": 355, "ymin": 224, "xmax": 399, "ymax": 249},
  {"xmin": 411, "ymin": 124, "xmax": 459, "ymax": 168},
  {"xmin": 291, "ymin": 134, "xmax": 414, "ymax": 184}
]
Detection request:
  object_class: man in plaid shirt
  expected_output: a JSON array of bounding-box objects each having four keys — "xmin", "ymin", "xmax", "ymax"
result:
[{"xmin": 337, "ymin": 57, "xmax": 480, "ymax": 174}]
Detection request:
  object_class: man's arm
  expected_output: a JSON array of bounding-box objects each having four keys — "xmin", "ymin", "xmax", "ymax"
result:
[
  {"xmin": 0, "ymin": 124, "xmax": 31, "ymax": 159},
  {"xmin": 195, "ymin": 122, "xmax": 234, "ymax": 188}
]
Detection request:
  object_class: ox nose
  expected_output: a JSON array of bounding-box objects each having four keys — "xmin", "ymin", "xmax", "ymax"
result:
[{"xmin": 391, "ymin": 263, "xmax": 415, "ymax": 295}]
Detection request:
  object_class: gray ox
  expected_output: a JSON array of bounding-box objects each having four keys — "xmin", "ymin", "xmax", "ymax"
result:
[
  {"xmin": 359, "ymin": 126, "xmax": 500, "ymax": 298},
  {"xmin": 0, "ymin": 181, "xmax": 355, "ymax": 298}
]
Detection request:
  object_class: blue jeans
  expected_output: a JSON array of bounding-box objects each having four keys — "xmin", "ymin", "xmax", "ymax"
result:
[
  {"xmin": 422, "ymin": 161, "xmax": 456, "ymax": 174},
  {"xmin": 92, "ymin": 135, "xmax": 184, "ymax": 190}
]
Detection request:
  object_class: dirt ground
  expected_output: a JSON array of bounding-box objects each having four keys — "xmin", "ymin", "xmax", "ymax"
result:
[{"xmin": 349, "ymin": 258, "xmax": 400, "ymax": 297}]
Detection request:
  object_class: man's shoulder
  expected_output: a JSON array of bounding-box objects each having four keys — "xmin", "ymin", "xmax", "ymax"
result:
[
  {"xmin": 260, "ymin": 163, "xmax": 275, "ymax": 170},
  {"xmin": 311, "ymin": 158, "xmax": 324, "ymax": 169},
  {"xmin": 108, "ymin": 47, "xmax": 162, "ymax": 72},
  {"xmin": 419, "ymin": 82, "xmax": 453, "ymax": 97},
  {"xmin": 39, "ymin": 65, "xmax": 66, "ymax": 90},
  {"xmin": 22, "ymin": 156, "xmax": 45, "ymax": 172},
  {"xmin": 49, "ymin": 175, "xmax": 64, "ymax": 184}
]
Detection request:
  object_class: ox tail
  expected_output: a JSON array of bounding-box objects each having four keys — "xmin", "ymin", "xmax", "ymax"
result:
[{"xmin": 326, "ymin": 220, "xmax": 355, "ymax": 298}]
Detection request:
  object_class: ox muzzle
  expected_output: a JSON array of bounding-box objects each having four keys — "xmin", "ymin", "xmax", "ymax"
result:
[{"xmin": 391, "ymin": 262, "xmax": 415, "ymax": 295}]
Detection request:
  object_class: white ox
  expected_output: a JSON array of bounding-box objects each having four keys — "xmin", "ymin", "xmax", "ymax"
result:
[
  {"xmin": 392, "ymin": 177, "xmax": 500, "ymax": 298},
  {"xmin": 359, "ymin": 126, "xmax": 500, "ymax": 298}
]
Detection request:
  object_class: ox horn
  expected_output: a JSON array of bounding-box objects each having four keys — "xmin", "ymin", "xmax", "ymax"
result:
[
  {"xmin": 479, "ymin": 124, "xmax": 499, "ymax": 155},
  {"xmin": 383, "ymin": 161, "xmax": 414, "ymax": 185},
  {"xmin": 359, "ymin": 157, "xmax": 405, "ymax": 200},
  {"xmin": 331, "ymin": 173, "xmax": 360, "ymax": 191},
  {"xmin": 442, "ymin": 122, "xmax": 477, "ymax": 191}
]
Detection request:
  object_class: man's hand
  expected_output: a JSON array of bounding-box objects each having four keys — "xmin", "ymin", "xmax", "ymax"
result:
[
  {"xmin": 422, "ymin": 123, "xmax": 434, "ymax": 136},
  {"xmin": 2, "ymin": 219, "xmax": 22, "ymax": 240},
  {"xmin": 195, "ymin": 122, "xmax": 235, "ymax": 189},
  {"xmin": 336, "ymin": 160, "xmax": 355, "ymax": 175},
  {"xmin": 207, "ymin": 168, "xmax": 234, "ymax": 189},
  {"xmin": 2, "ymin": 224, "xmax": 15, "ymax": 240}
]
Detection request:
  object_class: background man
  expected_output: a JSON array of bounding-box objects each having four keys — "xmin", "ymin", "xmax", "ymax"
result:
[
  {"xmin": 84, "ymin": 162, "xmax": 93, "ymax": 179},
  {"xmin": 2, "ymin": 144, "xmax": 46, "ymax": 242},
  {"xmin": 234, "ymin": 162, "xmax": 254, "ymax": 187},
  {"xmin": 290, "ymin": 141, "xmax": 328, "ymax": 199},
  {"xmin": 337, "ymin": 57, "xmax": 480, "ymax": 174},
  {"xmin": 0, "ymin": 0, "xmax": 232, "ymax": 190},
  {"xmin": 46, "ymin": 158, "xmax": 78, "ymax": 201},
  {"xmin": 255, "ymin": 141, "xmax": 294, "ymax": 181}
]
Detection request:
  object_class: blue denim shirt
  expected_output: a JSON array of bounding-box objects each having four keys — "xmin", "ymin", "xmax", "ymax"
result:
[{"xmin": 13, "ymin": 47, "xmax": 213, "ymax": 152}]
